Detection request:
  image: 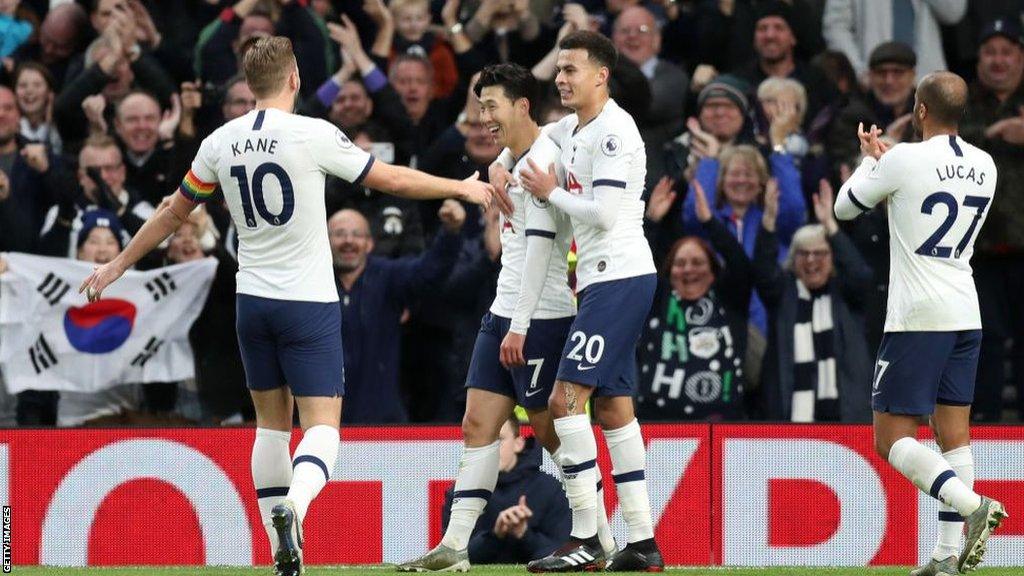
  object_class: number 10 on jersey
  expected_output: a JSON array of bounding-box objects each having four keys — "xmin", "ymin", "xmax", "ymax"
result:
[{"xmin": 230, "ymin": 162, "xmax": 295, "ymax": 228}]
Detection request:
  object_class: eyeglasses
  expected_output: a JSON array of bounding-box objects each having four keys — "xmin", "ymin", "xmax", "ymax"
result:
[
  {"xmin": 794, "ymin": 249, "xmax": 831, "ymax": 260},
  {"xmin": 331, "ymin": 230, "xmax": 370, "ymax": 240},
  {"xmin": 614, "ymin": 24, "xmax": 652, "ymax": 37}
]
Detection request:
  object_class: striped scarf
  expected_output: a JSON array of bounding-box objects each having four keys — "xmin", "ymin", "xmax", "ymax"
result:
[{"xmin": 791, "ymin": 281, "xmax": 840, "ymax": 421}]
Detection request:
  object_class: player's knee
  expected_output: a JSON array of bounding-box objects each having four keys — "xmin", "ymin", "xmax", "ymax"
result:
[{"xmin": 461, "ymin": 410, "xmax": 496, "ymax": 446}]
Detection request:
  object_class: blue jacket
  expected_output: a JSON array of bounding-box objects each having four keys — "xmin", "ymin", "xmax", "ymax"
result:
[
  {"xmin": 338, "ymin": 231, "xmax": 461, "ymax": 423},
  {"xmin": 442, "ymin": 439, "xmax": 570, "ymax": 563},
  {"xmin": 682, "ymin": 152, "xmax": 806, "ymax": 332}
]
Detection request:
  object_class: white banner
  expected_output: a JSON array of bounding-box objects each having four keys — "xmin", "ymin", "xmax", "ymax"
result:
[{"xmin": 0, "ymin": 253, "xmax": 216, "ymax": 393}]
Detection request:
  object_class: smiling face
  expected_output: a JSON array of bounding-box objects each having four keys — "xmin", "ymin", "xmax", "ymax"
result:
[
  {"xmin": 393, "ymin": 2, "xmax": 431, "ymax": 42},
  {"xmin": 15, "ymin": 68, "xmax": 51, "ymax": 119},
  {"xmin": 792, "ymin": 233, "xmax": 833, "ymax": 290},
  {"xmin": 869, "ymin": 63, "xmax": 916, "ymax": 107},
  {"xmin": 167, "ymin": 222, "xmax": 204, "ymax": 263},
  {"xmin": 478, "ymin": 84, "xmax": 525, "ymax": 149},
  {"xmin": 77, "ymin": 227, "xmax": 121, "ymax": 264},
  {"xmin": 977, "ymin": 36, "xmax": 1024, "ymax": 96},
  {"xmin": 331, "ymin": 80, "xmax": 373, "ymax": 129},
  {"xmin": 554, "ymin": 48, "xmax": 606, "ymax": 111},
  {"xmin": 328, "ymin": 210, "xmax": 373, "ymax": 273},
  {"xmin": 612, "ymin": 7, "xmax": 659, "ymax": 67},
  {"xmin": 699, "ymin": 97, "xmax": 744, "ymax": 142},
  {"xmin": 669, "ymin": 239, "xmax": 715, "ymax": 301},
  {"xmin": 721, "ymin": 156, "xmax": 762, "ymax": 210},
  {"xmin": 754, "ymin": 16, "xmax": 796, "ymax": 63},
  {"xmin": 114, "ymin": 93, "xmax": 160, "ymax": 155}
]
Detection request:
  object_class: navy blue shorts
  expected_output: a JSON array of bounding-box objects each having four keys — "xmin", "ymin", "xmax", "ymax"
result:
[
  {"xmin": 871, "ymin": 330, "xmax": 981, "ymax": 415},
  {"xmin": 465, "ymin": 312, "xmax": 574, "ymax": 409},
  {"xmin": 236, "ymin": 294, "xmax": 345, "ymax": 397},
  {"xmin": 556, "ymin": 274, "xmax": 657, "ymax": 396}
]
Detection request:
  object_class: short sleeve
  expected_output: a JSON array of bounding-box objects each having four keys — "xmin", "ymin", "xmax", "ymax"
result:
[
  {"xmin": 590, "ymin": 130, "xmax": 635, "ymax": 190},
  {"xmin": 308, "ymin": 120, "xmax": 376, "ymax": 185},
  {"xmin": 178, "ymin": 134, "xmax": 220, "ymax": 204}
]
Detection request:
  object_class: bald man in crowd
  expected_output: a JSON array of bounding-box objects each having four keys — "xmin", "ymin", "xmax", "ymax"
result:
[{"xmin": 330, "ymin": 201, "xmax": 466, "ymax": 423}]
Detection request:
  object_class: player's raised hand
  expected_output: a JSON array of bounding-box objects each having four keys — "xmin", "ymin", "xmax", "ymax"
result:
[
  {"xmin": 500, "ymin": 331, "xmax": 526, "ymax": 368},
  {"xmin": 693, "ymin": 179, "xmax": 713, "ymax": 223},
  {"xmin": 79, "ymin": 259, "xmax": 127, "ymax": 303},
  {"xmin": 456, "ymin": 171, "xmax": 495, "ymax": 211},
  {"xmin": 857, "ymin": 122, "xmax": 887, "ymax": 160},
  {"xmin": 645, "ymin": 176, "xmax": 676, "ymax": 223},
  {"xmin": 761, "ymin": 177, "xmax": 779, "ymax": 232},
  {"xmin": 521, "ymin": 159, "xmax": 558, "ymax": 200},
  {"xmin": 438, "ymin": 198, "xmax": 466, "ymax": 233}
]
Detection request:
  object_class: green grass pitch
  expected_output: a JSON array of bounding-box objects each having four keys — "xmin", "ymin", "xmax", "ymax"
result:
[{"xmin": 9, "ymin": 567, "xmax": 1024, "ymax": 575}]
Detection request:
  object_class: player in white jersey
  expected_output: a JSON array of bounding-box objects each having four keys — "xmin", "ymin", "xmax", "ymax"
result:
[
  {"xmin": 835, "ymin": 72, "xmax": 1007, "ymax": 576},
  {"xmin": 519, "ymin": 31, "xmax": 662, "ymax": 572},
  {"xmin": 397, "ymin": 64, "xmax": 616, "ymax": 572},
  {"xmin": 79, "ymin": 37, "xmax": 496, "ymax": 576}
]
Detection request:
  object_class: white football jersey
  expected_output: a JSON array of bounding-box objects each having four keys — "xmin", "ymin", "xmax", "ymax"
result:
[
  {"xmin": 835, "ymin": 134, "xmax": 997, "ymax": 332},
  {"xmin": 548, "ymin": 99, "xmax": 655, "ymax": 291},
  {"xmin": 490, "ymin": 126, "xmax": 575, "ymax": 321},
  {"xmin": 182, "ymin": 108, "xmax": 373, "ymax": 303}
]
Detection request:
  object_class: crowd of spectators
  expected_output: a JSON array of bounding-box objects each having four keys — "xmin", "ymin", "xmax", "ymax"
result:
[{"xmin": 0, "ymin": 0, "xmax": 1022, "ymax": 426}]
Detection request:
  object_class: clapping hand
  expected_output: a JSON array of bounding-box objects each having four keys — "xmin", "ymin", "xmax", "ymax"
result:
[{"xmin": 857, "ymin": 122, "xmax": 890, "ymax": 161}]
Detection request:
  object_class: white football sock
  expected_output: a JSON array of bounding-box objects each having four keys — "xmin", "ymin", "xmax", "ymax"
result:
[
  {"xmin": 933, "ymin": 446, "xmax": 975, "ymax": 561},
  {"xmin": 287, "ymin": 424, "xmax": 339, "ymax": 523},
  {"xmin": 441, "ymin": 440, "xmax": 500, "ymax": 551},
  {"xmin": 604, "ymin": 419, "xmax": 655, "ymax": 543},
  {"xmin": 554, "ymin": 414, "xmax": 599, "ymax": 539},
  {"xmin": 595, "ymin": 467, "xmax": 615, "ymax": 553},
  {"xmin": 888, "ymin": 437, "xmax": 981, "ymax": 517},
  {"xmin": 252, "ymin": 428, "xmax": 292, "ymax": 554}
]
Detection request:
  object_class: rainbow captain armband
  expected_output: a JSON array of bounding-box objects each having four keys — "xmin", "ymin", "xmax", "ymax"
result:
[{"xmin": 179, "ymin": 170, "xmax": 216, "ymax": 203}]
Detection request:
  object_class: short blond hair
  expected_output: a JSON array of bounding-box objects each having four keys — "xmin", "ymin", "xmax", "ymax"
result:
[
  {"xmin": 242, "ymin": 36, "xmax": 296, "ymax": 99},
  {"xmin": 389, "ymin": 0, "xmax": 428, "ymax": 15},
  {"xmin": 756, "ymin": 77, "xmax": 808, "ymax": 123},
  {"xmin": 716, "ymin": 144, "xmax": 769, "ymax": 208}
]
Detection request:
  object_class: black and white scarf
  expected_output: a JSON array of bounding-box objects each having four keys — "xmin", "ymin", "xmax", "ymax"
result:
[{"xmin": 791, "ymin": 281, "xmax": 840, "ymax": 421}]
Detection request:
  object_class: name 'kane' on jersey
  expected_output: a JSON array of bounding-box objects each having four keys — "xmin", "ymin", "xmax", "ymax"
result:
[
  {"xmin": 549, "ymin": 99, "xmax": 655, "ymax": 291},
  {"xmin": 491, "ymin": 125, "xmax": 575, "ymax": 320},
  {"xmin": 837, "ymin": 135, "xmax": 997, "ymax": 332},
  {"xmin": 180, "ymin": 108, "xmax": 374, "ymax": 303}
]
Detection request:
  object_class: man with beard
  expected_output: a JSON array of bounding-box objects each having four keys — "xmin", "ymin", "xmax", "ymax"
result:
[
  {"xmin": 328, "ymin": 202, "xmax": 465, "ymax": 423},
  {"xmin": 0, "ymin": 85, "xmax": 65, "ymax": 254},
  {"xmin": 734, "ymin": 1, "xmax": 834, "ymax": 131}
]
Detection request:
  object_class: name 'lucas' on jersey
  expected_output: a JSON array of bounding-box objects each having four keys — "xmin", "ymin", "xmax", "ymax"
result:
[{"xmin": 551, "ymin": 99, "xmax": 655, "ymax": 291}]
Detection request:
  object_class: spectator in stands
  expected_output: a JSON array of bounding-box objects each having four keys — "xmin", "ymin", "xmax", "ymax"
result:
[
  {"xmin": 454, "ymin": 0, "xmax": 545, "ymax": 66},
  {"xmin": 828, "ymin": 42, "xmax": 918, "ymax": 168},
  {"xmin": 54, "ymin": 22, "xmax": 176, "ymax": 153},
  {"xmin": 756, "ymin": 77, "xmax": 809, "ymax": 160},
  {"xmin": 39, "ymin": 133, "xmax": 155, "ymax": 258},
  {"xmin": 961, "ymin": 18, "xmax": 1024, "ymax": 422},
  {"xmin": 637, "ymin": 180, "xmax": 753, "ymax": 421},
  {"xmin": 14, "ymin": 62, "xmax": 62, "ymax": 154},
  {"xmin": 441, "ymin": 417, "xmax": 570, "ymax": 564},
  {"xmin": 330, "ymin": 202, "xmax": 465, "ymax": 424},
  {"xmin": 390, "ymin": 0, "xmax": 459, "ymax": 98},
  {"xmin": 12, "ymin": 2, "xmax": 88, "ymax": 88},
  {"xmin": 0, "ymin": 85, "xmax": 63, "ymax": 254},
  {"xmin": 162, "ymin": 205, "xmax": 249, "ymax": 423},
  {"xmin": 193, "ymin": 0, "xmax": 332, "ymax": 95},
  {"xmin": 113, "ymin": 90, "xmax": 179, "ymax": 206},
  {"xmin": 822, "ymin": 0, "xmax": 966, "ymax": 81},
  {"xmin": 612, "ymin": 5, "xmax": 688, "ymax": 186},
  {"xmin": 735, "ymin": 2, "xmax": 835, "ymax": 130},
  {"xmin": 326, "ymin": 124, "xmax": 425, "ymax": 258},
  {"xmin": 664, "ymin": 76, "xmax": 753, "ymax": 184},
  {"xmin": 754, "ymin": 179, "xmax": 873, "ymax": 422},
  {"xmin": 0, "ymin": 0, "xmax": 33, "ymax": 58}
]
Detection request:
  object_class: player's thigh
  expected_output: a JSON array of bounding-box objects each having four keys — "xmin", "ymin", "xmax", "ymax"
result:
[
  {"xmin": 275, "ymin": 300, "xmax": 345, "ymax": 400},
  {"xmin": 294, "ymin": 395, "xmax": 342, "ymax": 431},
  {"xmin": 936, "ymin": 330, "xmax": 982, "ymax": 410},
  {"xmin": 463, "ymin": 387, "xmax": 516, "ymax": 447},
  {"xmin": 873, "ymin": 410, "xmax": 923, "ymax": 460},
  {"xmin": 236, "ymin": 294, "xmax": 288, "ymax": 393},
  {"xmin": 512, "ymin": 315, "xmax": 574, "ymax": 411},
  {"xmin": 249, "ymin": 387, "xmax": 294, "ymax": 431},
  {"xmin": 555, "ymin": 275, "xmax": 656, "ymax": 397},
  {"xmin": 465, "ymin": 313, "xmax": 518, "ymax": 412},
  {"xmin": 871, "ymin": 331, "xmax": 957, "ymax": 417}
]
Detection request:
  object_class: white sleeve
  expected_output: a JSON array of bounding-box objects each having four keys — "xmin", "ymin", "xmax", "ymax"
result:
[
  {"xmin": 510, "ymin": 198, "xmax": 561, "ymax": 334},
  {"xmin": 493, "ymin": 148, "xmax": 515, "ymax": 170},
  {"xmin": 834, "ymin": 148, "xmax": 903, "ymax": 220},
  {"xmin": 307, "ymin": 120, "xmax": 375, "ymax": 184},
  {"xmin": 179, "ymin": 133, "xmax": 220, "ymax": 204}
]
